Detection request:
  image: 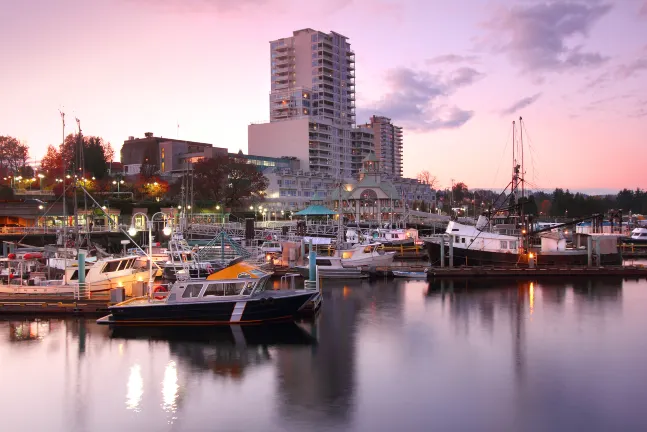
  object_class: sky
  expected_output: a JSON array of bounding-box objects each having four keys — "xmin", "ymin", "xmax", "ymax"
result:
[{"xmin": 1, "ymin": 0, "xmax": 646, "ymax": 193}]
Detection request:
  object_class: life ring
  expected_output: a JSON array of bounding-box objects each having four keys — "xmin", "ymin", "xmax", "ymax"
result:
[{"xmin": 153, "ymin": 285, "xmax": 168, "ymax": 300}]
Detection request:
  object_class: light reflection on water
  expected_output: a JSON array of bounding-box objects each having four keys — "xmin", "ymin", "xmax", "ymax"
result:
[
  {"xmin": 1, "ymin": 277, "xmax": 647, "ymax": 432},
  {"xmin": 126, "ymin": 364, "xmax": 143, "ymax": 411}
]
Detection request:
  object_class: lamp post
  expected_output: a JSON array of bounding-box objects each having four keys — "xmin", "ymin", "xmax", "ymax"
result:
[
  {"xmin": 128, "ymin": 212, "xmax": 172, "ymax": 298},
  {"xmin": 112, "ymin": 179, "xmax": 124, "ymax": 193}
]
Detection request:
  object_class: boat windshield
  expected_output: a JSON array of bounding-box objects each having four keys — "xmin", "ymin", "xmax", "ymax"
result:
[{"xmin": 252, "ymin": 277, "xmax": 269, "ymax": 294}]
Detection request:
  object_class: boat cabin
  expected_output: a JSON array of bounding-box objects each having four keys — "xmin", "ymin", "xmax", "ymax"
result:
[{"xmin": 630, "ymin": 228, "xmax": 647, "ymax": 240}]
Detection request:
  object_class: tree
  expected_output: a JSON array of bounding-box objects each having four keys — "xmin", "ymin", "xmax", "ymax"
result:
[
  {"xmin": 0, "ymin": 136, "xmax": 29, "ymax": 176},
  {"xmin": 223, "ymin": 155, "xmax": 269, "ymax": 206},
  {"xmin": 184, "ymin": 155, "xmax": 269, "ymax": 206},
  {"xmin": 40, "ymin": 145, "xmax": 64, "ymax": 182},
  {"xmin": 452, "ymin": 182, "xmax": 469, "ymax": 203},
  {"xmin": 60, "ymin": 133, "xmax": 113, "ymax": 179},
  {"xmin": 417, "ymin": 170, "xmax": 438, "ymax": 189}
]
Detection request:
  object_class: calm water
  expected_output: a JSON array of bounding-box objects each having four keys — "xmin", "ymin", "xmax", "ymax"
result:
[{"xmin": 2, "ymin": 277, "xmax": 647, "ymax": 432}]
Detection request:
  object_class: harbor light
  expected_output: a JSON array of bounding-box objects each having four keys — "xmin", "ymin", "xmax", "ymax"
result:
[
  {"xmin": 38, "ymin": 174, "xmax": 44, "ymax": 179},
  {"xmin": 38, "ymin": 205, "xmax": 44, "ymax": 210},
  {"xmin": 128, "ymin": 225, "xmax": 137, "ymax": 236},
  {"xmin": 250, "ymin": 206, "xmax": 254, "ymax": 210},
  {"xmin": 102, "ymin": 206, "xmax": 107, "ymax": 210},
  {"xmin": 215, "ymin": 205, "xmax": 220, "ymax": 210},
  {"xmin": 163, "ymin": 226, "xmax": 172, "ymax": 236},
  {"xmin": 177, "ymin": 205, "xmax": 182, "ymax": 209},
  {"xmin": 528, "ymin": 253, "xmax": 534, "ymax": 259},
  {"xmin": 187, "ymin": 205, "xmax": 191, "ymax": 210}
]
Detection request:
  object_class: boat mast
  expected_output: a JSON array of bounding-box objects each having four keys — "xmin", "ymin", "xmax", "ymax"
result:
[
  {"xmin": 520, "ymin": 116, "xmax": 524, "ymax": 199},
  {"xmin": 59, "ymin": 110, "xmax": 67, "ymax": 284}
]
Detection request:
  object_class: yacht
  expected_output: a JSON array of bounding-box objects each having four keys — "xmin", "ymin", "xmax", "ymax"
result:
[
  {"xmin": 97, "ymin": 261, "xmax": 317, "ymax": 326},
  {"xmin": 0, "ymin": 255, "xmax": 150, "ymax": 296},
  {"xmin": 622, "ymin": 227, "xmax": 647, "ymax": 245}
]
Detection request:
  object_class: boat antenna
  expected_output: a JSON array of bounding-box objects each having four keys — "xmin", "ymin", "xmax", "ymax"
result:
[{"xmin": 520, "ymin": 116, "xmax": 524, "ymax": 199}]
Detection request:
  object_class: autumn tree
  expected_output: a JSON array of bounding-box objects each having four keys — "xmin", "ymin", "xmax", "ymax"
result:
[
  {"xmin": 40, "ymin": 145, "xmax": 64, "ymax": 182},
  {"xmin": 417, "ymin": 170, "xmax": 438, "ymax": 189},
  {"xmin": 0, "ymin": 136, "xmax": 29, "ymax": 176}
]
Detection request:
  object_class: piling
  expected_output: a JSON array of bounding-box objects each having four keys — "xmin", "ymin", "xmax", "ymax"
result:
[
  {"xmin": 587, "ymin": 236, "xmax": 593, "ymax": 267},
  {"xmin": 449, "ymin": 235, "xmax": 454, "ymax": 268},
  {"xmin": 440, "ymin": 235, "xmax": 445, "ymax": 268},
  {"xmin": 78, "ymin": 252, "xmax": 86, "ymax": 299},
  {"xmin": 308, "ymin": 241, "xmax": 316, "ymax": 281}
]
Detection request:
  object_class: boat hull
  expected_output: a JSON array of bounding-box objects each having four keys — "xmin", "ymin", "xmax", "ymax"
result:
[
  {"xmin": 392, "ymin": 271, "xmax": 427, "ymax": 278},
  {"xmin": 342, "ymin": 252, "xmax": 396, "ymax": 268},
  {"xmin": 294, "ymin": 266, "xmax": 366, "ymax": 279},
  {"xmin": 102, "ymin": 291, "xmax": 316, "ymax": 326},
  {"xmin": 424, "ymin": 240, "xmax": 623, "ymax": 266}
]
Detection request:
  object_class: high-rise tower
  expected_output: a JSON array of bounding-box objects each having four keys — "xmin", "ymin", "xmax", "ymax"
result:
[{"xmin": 249, "ymin": 29, "xmax": 357, "ymax": 177}]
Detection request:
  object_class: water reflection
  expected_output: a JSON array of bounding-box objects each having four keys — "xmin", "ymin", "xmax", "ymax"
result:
[
  {"xmin": 126, "ymin": 364, "xmax": 144, "ymax": 411},
  {"xmin": 161, "ymin": 361, "xmax": 179, "ymax": 413},
  {"xmin": 1, "ymin": 276, "xmax": 646, "ymax": 432}
]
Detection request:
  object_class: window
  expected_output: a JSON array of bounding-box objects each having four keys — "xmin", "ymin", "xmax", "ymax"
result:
[
  {"xmin": 102, "ymin": 260, "xmax": 121, "ymax": 273},
  {"xmin": 203, "ymin": 283, "xmax": 225, "ymax": 297},
  {"xmin": 316, "ymin": 259, "xmax": 332, "ymax": 266},
  {"xmin": 70, "ymin": 269, "xmax": 90, "ymax": 280},
  {"xmin": 500, "ymin": 241, "xmax": 508, "ymax": 249},
  {"xmin": 455, "ymin": 236, "xmax": 460, "ymax": 243},
  {"xmin": 182, "ymin": 284, "xmax": 204, "ymax": 298},
  {"xmin": 509, "ymin": 241, "xmax": 517, "ymax": 249},
  {"xmin": 461, "ymin": 237, "xmax": 466, "ymax": 244},
  {"xmin": 241, "ymin": 282, "xmax": 254, "ymax": 296},
  {"xmin": 224, "ymin": 283, "xmax": 244, "ymax": 296}
]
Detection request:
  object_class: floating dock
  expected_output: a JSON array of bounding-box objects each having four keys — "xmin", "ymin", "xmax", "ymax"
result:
[
  {"xmin": 360, "ymin": 265, "xmax": 647, "ymax": 278},
  {"xmin": 0, "ymin": 295, "xmax": 112, "ymax": 315}
]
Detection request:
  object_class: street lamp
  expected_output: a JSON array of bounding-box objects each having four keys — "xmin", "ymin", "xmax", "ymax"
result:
[
  {"xmin": 112, "ymin": 179, "xmax": 124, "ymax": 193},
  {"xmin": 128, "ymin": 212, "xmax": 172, "ymax": 299}
]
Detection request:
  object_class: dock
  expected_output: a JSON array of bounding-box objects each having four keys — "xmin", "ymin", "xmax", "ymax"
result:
[
  {"xmin": 358, "ymin": 265, "xmax": 647, "ymax": 278},
  {"xmin": 0, "ymin": 295, "xmax": 112, "ymax": 315}
]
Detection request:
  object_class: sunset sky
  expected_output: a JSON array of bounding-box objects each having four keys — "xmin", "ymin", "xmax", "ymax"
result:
[{"xmin": 2, "ymin": 0, "xmax": 646, "ymax": 192}]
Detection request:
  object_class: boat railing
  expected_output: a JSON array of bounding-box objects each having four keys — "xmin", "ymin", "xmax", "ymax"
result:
[{"xmin": 280, "ymin": 273, "xmax": 301, "ymax": 290}]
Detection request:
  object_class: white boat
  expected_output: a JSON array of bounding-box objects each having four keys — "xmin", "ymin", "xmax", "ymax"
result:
[
  {"xmin": 295, "ymin": 256, "xmax": 366, "ymax": 279},
  {"xmin": 339, "ymin": 243, "xmax": 396, "ymax": 268},
  {"xmin": 623, "ymin": 227, "xmax": 647, "ymax": 244},
  {"xmin": 392, "ymin": 270, "xmax": 428, "ymax": 279},
  {"xmin": 0, "ymin": 255, "xmax": 150, "ymax": 296}
]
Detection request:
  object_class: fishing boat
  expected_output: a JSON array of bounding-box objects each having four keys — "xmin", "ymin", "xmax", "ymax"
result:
[
  {"xmin": 97, "ymin": 261, "xmax": 317, "ymax": 326},
  {"xmin": 392, "ymin": 269, "xmax": 428, "ymax": 278},
  {"xmin": 423, "ymin": 117, "xmax": 623, "ymax": 267}
]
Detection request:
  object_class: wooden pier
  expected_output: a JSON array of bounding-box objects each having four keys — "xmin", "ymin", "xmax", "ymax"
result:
[{"xmin": 0, "ymin": 295, "xmax": 112, "ymax": 315}]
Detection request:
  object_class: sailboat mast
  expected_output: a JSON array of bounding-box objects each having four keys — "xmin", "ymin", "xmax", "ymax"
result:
[
  {"xmin": 59, "ymin": 110, "xmax": 67, "ymax": 284},
  {"xmin": 520, "ymin": 116, "xmax": 524, "ymax": 199}
]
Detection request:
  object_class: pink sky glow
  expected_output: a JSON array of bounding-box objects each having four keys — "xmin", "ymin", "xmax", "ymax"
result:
[{"xmin": 1, "ymin": 0, "xmax": 646, "ymax": 192}]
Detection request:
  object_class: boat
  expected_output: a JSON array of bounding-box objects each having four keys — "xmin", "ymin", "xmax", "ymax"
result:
[
  {"xmin": 392, "ymin": 269, "xmax": 428, "ymax": 278},
  {"xmin": 0, "ymin": 255, "xmax": 150, "ymax": 295},
  {"xmin": 295, "ymin": 255, "xmax": 367, "ymax": 279},
  {"xmin": 621, "ymin": 227, "xmax": 647, "ymax": 245},
  {"xmin": 339, "ymin": 243, "xmax": 396, "ymax": 267},
  {"xmin": 422, "ymin": 117, "xmax": 623, "ymax": 267},
  {"xmin": 97, "ymin": 261, "xmax": 318, "ymax": 326}
]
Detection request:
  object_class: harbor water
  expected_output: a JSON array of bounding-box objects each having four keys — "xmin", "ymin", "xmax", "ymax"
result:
[{"xmin": 2, "ymin": 277, "xmax": 647, "ymax": 431}]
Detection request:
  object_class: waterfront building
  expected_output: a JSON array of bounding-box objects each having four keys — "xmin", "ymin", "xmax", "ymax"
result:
[
  {"xmin": 262, "ymin": 153, "xmax": 435, "ymax": 218},
  {"xmin": 121, "ymin": 132, "xmax": 227, "ymax": 176},
  {"xmin": 248, "ymin": 28, "xmax": 358, "ymax": 178},
  {"xmin": 358, "ymin": 116, "xmax": 403, "ymax": 178}
]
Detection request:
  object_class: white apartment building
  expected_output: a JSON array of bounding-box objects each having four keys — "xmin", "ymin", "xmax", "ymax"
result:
[
  {"xmin": 358, "ymin": 116, "xmax": 403, "ymax": 178},
  {"xmin": 249, "ymin": 28, "xmax": 358, "ymax": 178}
]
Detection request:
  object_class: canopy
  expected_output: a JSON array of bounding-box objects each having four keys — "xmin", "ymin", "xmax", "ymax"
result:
[{"xmin": 294, "ymin": 205, "xmax": 337, "ymax": 216}]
